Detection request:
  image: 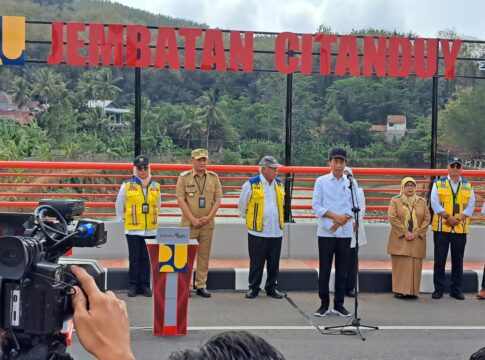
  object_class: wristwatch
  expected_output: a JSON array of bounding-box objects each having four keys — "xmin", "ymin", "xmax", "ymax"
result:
[{"xmin": 444, "ymin": 214, "xmax": 450, "ymax": 220}]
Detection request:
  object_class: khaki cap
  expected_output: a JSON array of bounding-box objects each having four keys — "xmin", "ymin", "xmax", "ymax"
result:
[{"xmin": 191, "ymin": 148, "xmax": 209, "ymax": 159}]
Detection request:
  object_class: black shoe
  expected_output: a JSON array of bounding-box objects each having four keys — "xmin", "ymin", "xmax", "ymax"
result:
[
  {"xmin": 450, "ymin": 292, "xmax": 465, "ymax": 300},
  {"xmin": 196, "ymin": 288, "xmax": 211, "ymax": 298},
  {"xmin": 140, "ymin": 285, "xmax": 152, "ymax": 297},
  {"xmin": 245, "ymin": 289, "xmax": 259, "ymax": 299},
  {"xmin": 266, "ymin": 289, "xmax": 284, "ymax": 299},
  {"xmin": 432, "ymin": 291, "xmax": 443, "ymax": 299},
  {"xmin": 314, "ymin": 305, "xmax": 330, "ymax": 317},
  {"xmin": 332, "ymin": 306, "xmax": 352, "ymax": 317},
  {"xmin": 128, "ymin": 286, "xmax": 138, "ymax": 297},
  {"xmin": 346, "ymin": 290, "xmax": 356, "ymax": 298}
]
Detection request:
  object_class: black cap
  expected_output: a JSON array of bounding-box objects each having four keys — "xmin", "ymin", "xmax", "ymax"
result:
[
  {"xmin": 447, "ymin": 156, "xmax": 463, "ymax": 166},
  {"xmin": 134, "ymin": 155, "xmax": 150, "ymax": 166},
  {"xmin": 329, "ymin": 148, "xmax": 347, "ymax": 161}
]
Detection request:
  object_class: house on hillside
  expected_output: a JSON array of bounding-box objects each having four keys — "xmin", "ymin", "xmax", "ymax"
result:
[
  {"xmin": 0, "ymin": 91, "xmax": 33, "ymax": 125},
  {"xmin": 87, "ymin": 100, "xmax": 130, "ymax": 130},
  {"xmin": 370, "ymin": 115, "xmax": 407, "ymax": 142}
]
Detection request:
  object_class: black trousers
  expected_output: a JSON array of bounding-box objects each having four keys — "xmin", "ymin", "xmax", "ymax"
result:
[
  {"xmin": 248, "ymin": 233, "xmax": 282, "ymax": 292},
  {"xmin": 318, "ymin": 236, "xmax": 351, "ymax": 308},
  {"xmin": 127, "ymin": 234, "xmax": 153, "ymax": 288},
  {"xmin": 346, "ymin": 247, "xmax": 358, "ymax": 292},
  {"xmin": 433, "ymin": 231, "xmax": 467, "ymax": 294},
  {"xmin": 482, "ymin": 266, "xmax": 485, "ymax": 289}
]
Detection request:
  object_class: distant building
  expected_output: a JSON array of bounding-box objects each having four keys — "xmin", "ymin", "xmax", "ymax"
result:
[
  {"xmin": 0, "ymin": 91, "xmax": 33, "ymax": 125},
  {"xmin": 370, "ymin": 115, "xmax": 407, "ymax": 142},
  {"xmin": 87, "ymin": 100, "xmax": 130, "ymax": 130}
]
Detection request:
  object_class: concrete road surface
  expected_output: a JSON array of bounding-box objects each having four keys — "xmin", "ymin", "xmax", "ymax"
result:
[{"xmin": 68, "ymin": 291, "xmax": 485, "ymax": 360}]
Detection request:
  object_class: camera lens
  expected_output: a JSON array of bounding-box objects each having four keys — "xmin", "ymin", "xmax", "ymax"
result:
[{"xmin": 0, "ymin": 235, "xmax": 36, "ymax": 280}]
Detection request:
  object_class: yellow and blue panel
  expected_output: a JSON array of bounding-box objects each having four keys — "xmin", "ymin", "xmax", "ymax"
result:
[
  {"xmin": 158, "ymin": 244, "xmax": 188, "ymax": 272},
  {"xmin": 0, "ymin": 16, "xmax": 26, "ymax": 65}
]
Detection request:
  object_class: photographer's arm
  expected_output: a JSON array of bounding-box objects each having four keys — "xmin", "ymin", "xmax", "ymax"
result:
[{"xmin": 71, "ymin": 265, "xmax": 135, "ymax": 360}]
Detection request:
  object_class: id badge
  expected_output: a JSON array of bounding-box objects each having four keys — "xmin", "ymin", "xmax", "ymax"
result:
[
  {"xmin": 453, "ymin": 203, "xmax": 460, "ymax": 215},
  {"xmin": 199, "ymin": 196, "xmax": 206, "ymax": 209},
  {"xmin": 142, "ymin": 203, "xmax": 149, "ymax": 214}
]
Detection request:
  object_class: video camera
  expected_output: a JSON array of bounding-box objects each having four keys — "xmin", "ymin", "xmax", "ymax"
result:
[{"xmin": 0, "ymin": 199, "xmax": 107, "ymax": 360}]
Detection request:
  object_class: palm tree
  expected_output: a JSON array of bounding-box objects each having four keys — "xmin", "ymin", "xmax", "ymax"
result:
[
  {"xmin": 175, "ymin": 105, "xmax": 204, "ymax": 149},
  {"xmin": 196, "ymin": 90, "xmax": 226, "ymax": 150},
  {"xmin": 95, "ymin": 68, "xmax": 123, "ymax": 101},
  {"xmin": 76, "ymin": 71, "xmax": 99, "ymax": 101},
  {"xmin": 31, "ymin": 68, "xmax": 65, "ymax": 107},
  {"xmin": 81, "ymin": 107, "xmax": 110, "ymax": 135},
  {"xmin": 9, "ymin": 77, "xmax": 31, "ymax": 109}
]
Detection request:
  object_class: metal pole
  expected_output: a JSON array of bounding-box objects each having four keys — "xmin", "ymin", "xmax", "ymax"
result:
[
  {"xmin": 134, "ymin": 67, "xmax": 141, "ymax": 157},
  {"xmin": 431, "ymin": 76, "xmax": 438, "ymax": 169},
  {"xmin": 283, "ymin": 51, "xmax": 294, "ymax": 223},
  {"xmin": 134, "ymin": 30, "xmax": 142, "ymax": 157}
]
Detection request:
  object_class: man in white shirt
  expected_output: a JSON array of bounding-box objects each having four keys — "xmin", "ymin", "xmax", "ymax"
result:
[
  {"xmin": 312, "ymin": 148, "xmax": 353, "ymax": 317},
  {"xmin": 430, "ymin": 157, "xmax": 475, "ymax": 300},
  {"xmin": 238, "ymin": 156, "xmax": 285, "ymax": 299}
]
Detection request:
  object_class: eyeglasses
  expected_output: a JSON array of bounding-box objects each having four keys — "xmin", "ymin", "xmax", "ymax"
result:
[
  {"xmin": 136, "ymin": 165, "xmax": 149, "ymax": 171},
  {"xmin": 404, "ymin": 183, "xmax": 416, "ymax": 188},
  {"xmin": 449, "ymin": 163, "xmax": 462, "ymax": 169}
]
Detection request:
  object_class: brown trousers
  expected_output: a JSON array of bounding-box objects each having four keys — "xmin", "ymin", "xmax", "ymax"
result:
[{"xmin": 190, "ymin": 226, "xmax": 214, "ymax": 289}]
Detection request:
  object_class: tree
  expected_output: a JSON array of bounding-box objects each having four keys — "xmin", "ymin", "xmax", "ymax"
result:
[
  {"xmin": 350, "ymin": 121, "xmax": 372, "ymax": 148},
  {"xmin": 94, "ymin": 68, "xmax": 123, "ymax": 101},
  {"xmin": 175, "ymin": 105, "xmax": 204, "ymax": 149},
  {"xmin": 9, "ymin": 77, "xmax": 32, "ymax": 109},
  {"xmin": 440, "ymin": 84, "xmax": 485, "ymax": 155},
  {"xmin": 31, "ymin": 68, "xmax": 66, "ymax": 106},
  {"xmin": 196, "ymin": 90, "xmax": 226, "ymax": 150},
  {"xmin": 321, "ymin": 108, "xmax": 351, "ymax": 143}
]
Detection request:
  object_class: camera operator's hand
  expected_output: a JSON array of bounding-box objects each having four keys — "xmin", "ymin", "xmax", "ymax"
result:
[{"xmin": 71, "ymin": 265, "xmax": 135, "ymax": 360}]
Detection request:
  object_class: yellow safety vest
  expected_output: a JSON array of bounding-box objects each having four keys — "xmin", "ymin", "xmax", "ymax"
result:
[
  {"xmin": 245, "ymin": 175, "xmax": 285, "ymax": 232},
  {"xmin": 431, "ymin": 177, "xmax": 472, "ymax": 234},
  {"xmin": 123, "ymin": 178, "xmax": 160, "ymax": 231}
]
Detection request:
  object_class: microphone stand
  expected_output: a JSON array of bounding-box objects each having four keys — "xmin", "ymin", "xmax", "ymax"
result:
[{"xmin": 324, "ymin": 175, "xmax": 378, "ymax": 340}]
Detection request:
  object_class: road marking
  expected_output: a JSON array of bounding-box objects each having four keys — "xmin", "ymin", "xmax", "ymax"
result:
[{"xmin": 129, "ymin": 325, "xmax": 485, "ymax": 331}]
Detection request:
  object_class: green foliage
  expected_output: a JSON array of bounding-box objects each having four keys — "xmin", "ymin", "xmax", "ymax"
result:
[
  {"xmin": 0, "ymin": 0, "xmax": 482, "ymax": 167},
  {"xmin": 440, "ymin": 84, "xmax": 485, "ymax": 155}
]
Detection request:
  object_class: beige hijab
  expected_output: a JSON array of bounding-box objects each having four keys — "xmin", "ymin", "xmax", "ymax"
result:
[{"xmin": 400, "ymin": 177, "xmax": 419, "ymax": 232}]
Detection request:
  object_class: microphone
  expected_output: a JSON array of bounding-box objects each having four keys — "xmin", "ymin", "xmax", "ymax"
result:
[{"xmin": 77, "ymin": 223, "xmax": 95, "ymax": 238}]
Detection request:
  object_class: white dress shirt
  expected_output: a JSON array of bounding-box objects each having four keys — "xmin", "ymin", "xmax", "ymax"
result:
[
  {"xmin": 115, "ymin": 181, "xmax": 162, "ymax": 236},
  {"xmin": 238, "ymin": 174, "xmax": 284, "ymax": 238},
  {"xmin": 312, "ymin": 172, "xmax": 353, "ymax": 238},
  {"xmin": 430, "ymin": 176, "xmax": 475, "ymax": 217}
]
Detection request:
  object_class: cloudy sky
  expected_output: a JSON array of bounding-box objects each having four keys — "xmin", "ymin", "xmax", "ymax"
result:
[{"xmin": 113, "ymin": 0, "xmax": 484, "ymax": 39}]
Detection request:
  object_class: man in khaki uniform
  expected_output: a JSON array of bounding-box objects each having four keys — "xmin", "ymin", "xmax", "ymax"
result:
[{"xmin": 176, "ymin": 149, "xmax": 222, "ymax": 298}]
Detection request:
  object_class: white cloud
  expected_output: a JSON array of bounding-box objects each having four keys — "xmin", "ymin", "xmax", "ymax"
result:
[{"xmin": 113, "ymin": 0, "xmax": 485, "ymax": 39}]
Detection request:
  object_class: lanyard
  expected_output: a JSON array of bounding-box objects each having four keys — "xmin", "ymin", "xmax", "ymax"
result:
[
  {"xmin": 448, "ymin": 179, "xmax": 461, "ymax": 204},
  {"xmin": 194, "ymin": 174, "xmax": 207, "ymax": 195}
]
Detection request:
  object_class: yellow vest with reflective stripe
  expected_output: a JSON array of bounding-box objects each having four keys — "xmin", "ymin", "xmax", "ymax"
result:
[
  {"xmin": 245, "ymin": 175, "xmax": 285, "ymax": 232},
  {"xmin": 123, "ymin": 178, "xmax": 160, "ymax": 231},
  {"xmin": 431, "ymin": 177, "xmax": 472, "ymax": 234}
]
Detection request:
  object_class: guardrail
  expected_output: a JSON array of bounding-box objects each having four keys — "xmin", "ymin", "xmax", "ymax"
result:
[{"xmin": 1, "ymin": 161, "xmax": 484, "ymax": 221}]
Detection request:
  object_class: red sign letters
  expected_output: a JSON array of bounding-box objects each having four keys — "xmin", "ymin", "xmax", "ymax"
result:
[{"xmin": 47, "ymin": 22, "xmax": 462, "ymax": 79}]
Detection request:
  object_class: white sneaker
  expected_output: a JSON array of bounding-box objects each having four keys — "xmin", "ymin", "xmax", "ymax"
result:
[{"xmin": 332, "ymin": 306, "xmax": 352, "ymax": 317}]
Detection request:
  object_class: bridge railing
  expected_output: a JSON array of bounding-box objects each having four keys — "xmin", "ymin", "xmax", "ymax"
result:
[{"xmin": 1, "ymin": 161, "xmax": 484, "ymax": 221}]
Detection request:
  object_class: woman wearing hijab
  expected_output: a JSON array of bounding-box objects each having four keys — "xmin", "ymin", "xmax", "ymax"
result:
[
  {"xmin": 343, "ymin": 167, "xmax": 367, "ymax": 298},
  {"xmin": 115, "ymin": 155, "xmax": 161, "ymax": 297},
  {"xmin": 387, "ymin": 177, "xmax": 431, "ymax": 299}
]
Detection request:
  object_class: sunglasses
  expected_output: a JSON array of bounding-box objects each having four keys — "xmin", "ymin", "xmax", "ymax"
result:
[
  {"xmin": 136, "ymin": 165, "xmax": 149, "ymax": 171},
  {"xmin": 449, "ymin": 163, "xmax": 462, "ymax": 169}
]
